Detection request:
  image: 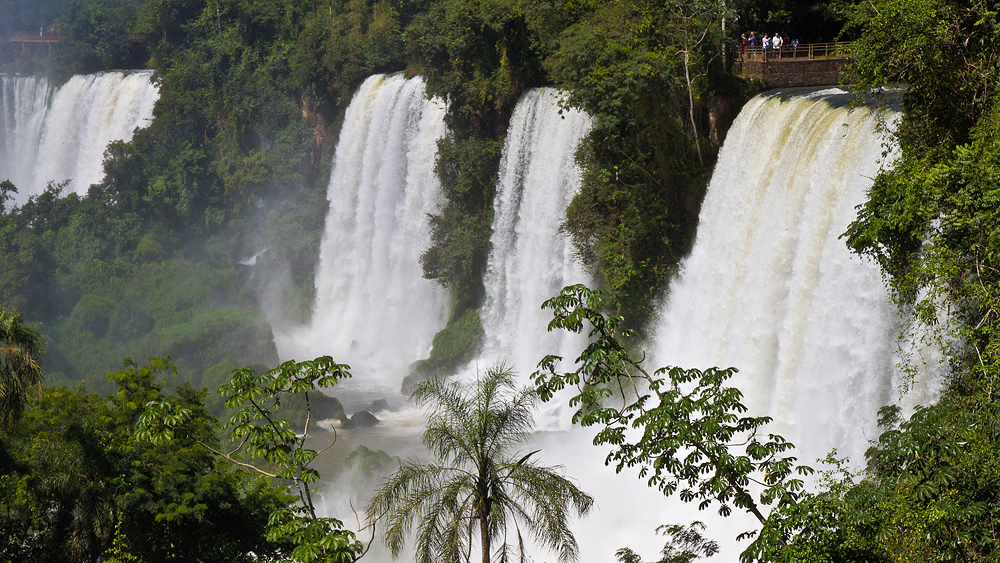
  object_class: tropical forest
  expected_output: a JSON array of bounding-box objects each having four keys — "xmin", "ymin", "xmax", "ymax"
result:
[{"xmin": 0, "ymin": 0, "xmax": 998, "ymax": 561}]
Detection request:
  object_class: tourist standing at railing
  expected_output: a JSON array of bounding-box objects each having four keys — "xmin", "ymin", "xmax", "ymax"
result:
[{"xmin": 740, "ymin": 33, "xmax": 747, "ymax": 57}]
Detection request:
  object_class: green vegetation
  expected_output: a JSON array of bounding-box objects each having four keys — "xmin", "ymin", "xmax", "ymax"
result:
[
  {"xmin": 845, "ymin": 0, "xmax": 1000, "ymax": 394},
  {"xmin": 617, "ymin": 522, "xmax": 719, "ymax": 563},
  {"xmin": 137, "ymin": 356, "xmax": 364, "ymax": 563},
  {"xmin": 0, "ymin": 358, "xmax": 290, "ymax": 562},
  {"xmin": 404, "ymin": 307, "xmax": 480, "ymax": 393},
  {"xmin": 0, "ymin": 307, "xmax": 44, "ymax": 433},
  {"xmin": 2, "ymin": 0, "xmax": 1000, "ymax": 559},
  {"xmin": 367, "ymin": 364, "xmax": 593, "ymax": 563},
  {"xmin": 345, "ymin": 445, "xmax": 394, "ymax": 476}
]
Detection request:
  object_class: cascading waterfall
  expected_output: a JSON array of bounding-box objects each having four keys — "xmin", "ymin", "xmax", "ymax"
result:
[
  {"xmin": 477, "ymin": 88, "xmax": 594, "ymax": 428},
  {"xmin": 0, "ymin": 70, "xmax": 159, "ymax": 202},
  {"xmin": 275, "ymin": 74, "xmax": 449, "ymax": 399},
  {"xmin": 302, "ymin": 85, "xmax": 943, "ymax": 563},
  {"xmin": 651, "ymin": 89, "xmax": 941, "ymax": 468},
  {"xmin": 531, "ymin": 89, "xmax": 944, "ymax": 563}
]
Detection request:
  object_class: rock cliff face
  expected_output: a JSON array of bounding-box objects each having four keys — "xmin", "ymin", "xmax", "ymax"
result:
[
  {"xmin": 708, "ymin": 95, "xmax": 742, "ymax": 150},
  {"xmin": 300, "ymin": 93, "xmax": 338, "ymax": 170}
]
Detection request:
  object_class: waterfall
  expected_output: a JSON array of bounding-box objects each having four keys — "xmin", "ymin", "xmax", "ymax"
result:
[
  {"xmin": 532, "ymin": 89, "xmax": 943, "ymax": 563},
  {"xmin": 275, "ymin": 74, "xmax": 449, "ymax": 399},
  {"xmin": 304, "ymin": 86, "xmax": 942, "ymax": 563},
  {"xmin": 0, "ymin": 71, "xmax": 159, "ymax": 202},
  {"xmin": 650, "ymin": 89, "xmax": 940, "ymax": 466},
  {"xmin": 477, "ymin": 88, "xmax": 594, "ymax": 427}
]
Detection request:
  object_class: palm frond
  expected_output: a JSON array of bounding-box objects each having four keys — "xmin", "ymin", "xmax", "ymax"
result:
[
  {"xmin": 370, "ymin": 363, "xmax": 592, "ymax": 563},
  {"xmin": 0, "ymin": 307, "xmax": 45, "ymax": 433},
  {"xmin": 502, "ymin": 461, "xmax": 594, "ymax": 563}
]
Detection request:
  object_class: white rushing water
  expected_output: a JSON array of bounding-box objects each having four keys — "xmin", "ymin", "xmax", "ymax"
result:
[
  {"xmin": 275, "ymin": 74, "xmax": 449, "ymax": 401},
  {"xmin": 542, "ymin": 89, "xmax": 944, "ymax": 563},
  {"xmin": 476, "ymin": 88, "xmax": 595, "ymax": 427},
  {"xmin": 0, "ymin": 71, "xmax": 159, "ymax": 202},
  {"xmin": 651, "ymin": 89, "xmax": 941, "ymax": 472},
  {"xmin": 305, "ymin": 86, "xmax": 943, "ymax": 563}
]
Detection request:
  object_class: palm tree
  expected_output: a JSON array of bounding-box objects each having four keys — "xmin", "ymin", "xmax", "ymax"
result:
[
  {"xmin": 0, "ymin": 307, "xmax": 44, "ymax": 434},
  {"xmin": 367, "ymin": 364, "xmax": 593, "ymax": 563}
]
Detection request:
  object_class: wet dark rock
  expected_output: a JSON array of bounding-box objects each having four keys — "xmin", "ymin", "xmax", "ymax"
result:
[
  {"xmin": 344, "ymin": 410, "xmax": 379, "ymax": 429},
  {"xmin": 313, "ymin": 394, "xmax": 345, "ymax": 420}
]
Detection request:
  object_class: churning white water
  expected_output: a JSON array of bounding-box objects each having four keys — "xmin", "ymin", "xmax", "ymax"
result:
[
  {"xmin": 0, "ymin": 71, "xmax": 159, "ymax": 202},
  {"xmin": 275, "ymin": 74, "xmax": 449, "ymax": 400},
  {"xmin": 476, "ymin": 88, "xmax": 595, "ymax": 427}
]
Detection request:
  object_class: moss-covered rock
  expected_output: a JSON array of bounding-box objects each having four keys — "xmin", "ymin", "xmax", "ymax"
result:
[{"xmin": 402, "ymin": 307, "xmax": 482, "ymax": 394}]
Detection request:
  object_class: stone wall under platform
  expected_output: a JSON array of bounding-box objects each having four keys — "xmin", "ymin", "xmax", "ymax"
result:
[{"xmin": 734, "ymin": 58, "xmax": 846, "ymax": 88}]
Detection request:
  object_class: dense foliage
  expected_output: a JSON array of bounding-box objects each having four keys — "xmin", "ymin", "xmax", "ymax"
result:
[
  {"xmin": 0, "ymin": 307, "xmax": 44, "ymax": 433},
  {"xmin": 829, "ymin": 1, "xmax": 1000, "ymax": 558},
  {"xmin": 0, "ymin": 358, "xmax": 290, "ymax": 562},
  {"xmin": 137, "ymin": 356, "xmax": 365, "ymax": 563},
  {"xmin": 845, "ymin": 0, "xmax": 1000, "ymax": 395}
]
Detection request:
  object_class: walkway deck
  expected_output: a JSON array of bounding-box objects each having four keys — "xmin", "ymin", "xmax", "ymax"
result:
[
  {"xmin": 6, "ymin": 31, "xmax": 65, "ymax": 43},
  {"xmin": 733, "ymin": 42, "xmax": 849, "ymax": 88},
  {"xmin": 2, "ymin": 31, "xmax": 65, "ymax": 62}
]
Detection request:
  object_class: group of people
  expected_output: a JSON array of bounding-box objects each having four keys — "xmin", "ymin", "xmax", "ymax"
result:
[{"xmin": 740, "ymin": 32, "xmax": 801, "ymax": 53}]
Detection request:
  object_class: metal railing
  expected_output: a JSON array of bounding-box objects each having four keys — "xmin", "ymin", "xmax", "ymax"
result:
[{"xmin": 739, "ymin": 41, "xmax": 850, "ymax": 62}]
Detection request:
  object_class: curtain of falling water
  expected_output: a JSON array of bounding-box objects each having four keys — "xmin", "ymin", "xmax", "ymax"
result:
[
  {"xmin": 477, "ymin": 87, "xmax": 595, "ymax": 428},
  {"xmin": 650, "ymin": 89, "xmax": 940, "ymax": 468},
  {"xmin": 0, "ymin": 70, "xmax": 159, "ymax": 202},
  {"xmin": 275, "ymin": 74, "xmax": 449, "ymax": 399}
]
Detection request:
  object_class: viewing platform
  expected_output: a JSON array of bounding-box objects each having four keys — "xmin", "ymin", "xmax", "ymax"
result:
[
  {"xmin": 732, "ymin": 42, "xmax": 849, "ymax": 88},
  {"xmin": 2, "ymin": 31, "xmax": 65, "ymax": 62}
]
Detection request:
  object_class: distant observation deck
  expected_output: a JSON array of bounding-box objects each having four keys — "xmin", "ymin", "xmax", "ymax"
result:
[
  {"xmin": 732, "ymin": 42, "xmax": 850, "ymax": 88},
  {"xmin": 3, "ymin": 31, "xmax": 65, "ymax": 61}
]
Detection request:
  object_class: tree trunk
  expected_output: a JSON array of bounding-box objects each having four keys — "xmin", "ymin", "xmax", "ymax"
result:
[
  {"xmin": 684, "ymin": 49, "xmax": 704, "ymax": 167},
  {"xmin": 480, "ymin": 510, "xmax": 490, "ymax": 563}
]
